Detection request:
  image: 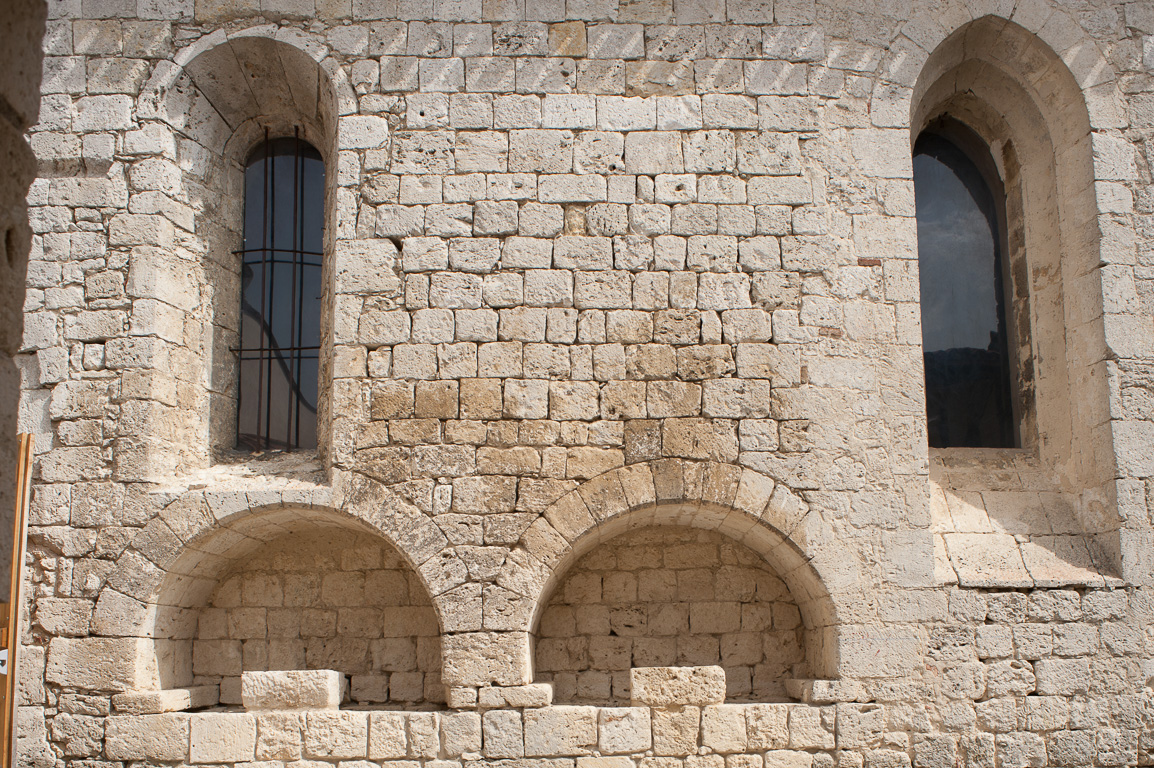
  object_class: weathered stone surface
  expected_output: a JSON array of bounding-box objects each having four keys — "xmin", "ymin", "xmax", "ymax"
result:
[
  {"xmin": 189, "ymin": 713, "xmax": 256, "ymax": 763},
  {"xmin": 524, "ymin": 705, "xmax": 598, "ymax": 756},
  {"xmin": 104, "ymin": 714, "xmax": 189, "ymax": 761},
  {"xmin": 241, "ymin": 670, "xmax": 345, "ymax": 711},
  {"xmin": 631, "ymin": 666, "xmax": 727, "ymax": 706},
  {"xmin": 45, "ymin": 638, "xmax": 154, "ymax": 692},
  {"xmin": 12, "ymin": 6, "xmax": 1154, "ymax": 768},
  {"xmin": 112, "ymin": 686, "xmax": 219, "ymax": 714}
]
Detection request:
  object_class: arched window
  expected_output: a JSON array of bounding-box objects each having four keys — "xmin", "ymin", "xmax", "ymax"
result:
[
  {"xmin": 914, "ymin": 118, "xmax": 1017, "ymax": 448},
  {"xmin": 236, "ymin": 131, "xmax": 325, "ymax": 451}
]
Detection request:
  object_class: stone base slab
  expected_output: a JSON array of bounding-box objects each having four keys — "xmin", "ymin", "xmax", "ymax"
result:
[{"xmin": 112, "ymin": 686, "xmax": 220, "ymax": 714}]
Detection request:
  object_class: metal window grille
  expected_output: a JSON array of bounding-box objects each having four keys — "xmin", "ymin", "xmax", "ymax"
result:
[{"xmin": 236, "ymin": 129, "xmax": 325, "ymax": 451}]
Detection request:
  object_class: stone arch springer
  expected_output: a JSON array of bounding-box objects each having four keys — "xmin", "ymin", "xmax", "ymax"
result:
[
  {"xmin": 89, "ymin": 471, "xmax": 450, "ymax": 693},
  {"xmin": 479, "ymin": 460, "xmax": 870, "ymax": 688}
]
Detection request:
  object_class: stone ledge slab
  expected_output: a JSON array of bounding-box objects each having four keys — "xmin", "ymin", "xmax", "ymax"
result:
[{"xmin": 112, "ymin": 685, "xmax": 219, "ymax": 714}]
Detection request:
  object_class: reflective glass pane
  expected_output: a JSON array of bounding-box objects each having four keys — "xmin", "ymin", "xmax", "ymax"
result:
[
  {"xmin": 915, "ymin": 129, "xmax": 1016, "ymax": 448},
  {"xmin": 237, "ymin": 136, "xmax": 324, "ymax": 451}
]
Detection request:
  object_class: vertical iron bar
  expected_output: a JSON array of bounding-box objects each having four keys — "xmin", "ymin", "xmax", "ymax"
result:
[
  {"xmin": 290, "ymin": 127, "xmax": 301, "ymax": 449},
  {"xmin": 255, "ymin": 128, "xmax": 270, "ymax": 451},
  {"xmin": 295, "ymin": 131, "xmax": 308, "ymax": 448},
  {"xmin": 265, "ymin": 134, "xmax": 278, "ymax": 449}
]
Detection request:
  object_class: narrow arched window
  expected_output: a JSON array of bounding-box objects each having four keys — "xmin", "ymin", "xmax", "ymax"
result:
[
  {"xmin": 914, "ymin": 119, "xmax": 1017, "ymax": 448},
  {"xmin": 236, "ymin": 132, "xmax": 324, "ymax": 451}
]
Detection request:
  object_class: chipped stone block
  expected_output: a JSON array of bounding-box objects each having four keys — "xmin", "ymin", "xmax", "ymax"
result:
[
  {"xmin": 703, "ymin": 704, "xmax": 749, "ymax": 753},
  {"xmin": 524, "ymin": 705, "xmax": 598, "ymax": 756},
  {"xmin": 104, "ymin": 714, "xmax": 189, "ymax": 762},
  {"xmin": 46, "ymin": 637, "xmax": 154, "ymax": 692},
  {"xmin": 599, "ymin": 707, "xmax": 652, "ymax": 753},
  {"xmin": 112, "ymin": 685, "xmax": 218, "ymax": 714},
  {"xmin": 304, "ymin": 710, "xmax": 369, "ymax": 759},
  {"xmin": 631, "ymin": 665, "xmax": 727, "ymax": 706},
  {"xmin": 241, "ymin": 670, "xmax": 345, "ymax": 711}
]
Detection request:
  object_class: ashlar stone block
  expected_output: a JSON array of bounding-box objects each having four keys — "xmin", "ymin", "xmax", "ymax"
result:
[
  {"xmin": 189, "ymin": 713, "xmax": 256, "ymax": 764},
  {"xmin": 256, "ymin": 712, "xmax": 304, "ymax": 761},
  {"xmin": 112, "ymin": 685, "xmax": 218, "ymax": 715},
  {"xmin": 104, "ymin": 714, "xmax": 189, "ymax": 762},
  {"xmin": 788, "ymin": 705, "xmax": 835, "ymax": 750},
  {"xmin": 524, "ymin": 705, "xmax": 599, "ymax": 756},
  {"xmin": 653, "ymin": 706, "xmax": 701, "ymax": 755},
  {"xmin": 835, "ymin": 704, "xmax": 884, "ymax": 750},
  {"xmin": 631, "ymin": 665, "xmax": 727, "ymax": 706},
  {"xmin": 304, "ymin": 711, "xmax": 369, "ymax": 759},
  {"xmin": 599, "ymin": 707, "xmax": 653, "ymax": 753},
  {"xmin": 46, "ymin": 637, "xmax": 154, "ymax": 692},
  {"xmin": 747, "ymin": 704, "xmax": 790, "ymax": 750},
  {"xmin": 241, "ymin": 670, "xmax": 344, "ymax": 711},
  {"xmin": 441, "ymin": 711, "xmax": 482, "ymax": 756},
  {"xmin": 340, "ymin": 115, "xmax": 391, "ymax": 149},
  {"xmin": 368, "ymin": 711, "xmax": 408, "ymax": 759},
  {"xmin": 703, "ymin": 705, "xmax": 749, "ymax": 753},
  {"xmin": 483, "ymin": 710, "xmax": 524, "ymax": 758}
]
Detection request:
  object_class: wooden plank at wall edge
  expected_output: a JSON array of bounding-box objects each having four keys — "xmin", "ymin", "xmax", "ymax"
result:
[{"xmin": 2, "ymin": 435, "xmax": 33, "ymax": 768}]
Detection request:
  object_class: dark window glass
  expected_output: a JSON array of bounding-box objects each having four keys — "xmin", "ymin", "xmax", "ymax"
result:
[
  {"xmin": 914, "ymin": 123, "xmax": 1016, "ymax": 448},
  {"xmin": 236, "ymin": 134, "xmax": 324, "ymax": 451}
]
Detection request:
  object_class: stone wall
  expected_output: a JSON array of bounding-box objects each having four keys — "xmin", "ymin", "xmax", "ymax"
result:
[
  {"xmin": 1, "ymin": 0, "xmax": 46, "ymax": 598},
  {"xmin": 537, "ymin": 526, "xmax": 805, "ymax": 705},
  {"xmin": 193, "ymin": 528, "xmax": 443, "ymax": 707},
  {"xmin": 13, "ymin": 1, "xmax": 1154, "ymax": 768}
]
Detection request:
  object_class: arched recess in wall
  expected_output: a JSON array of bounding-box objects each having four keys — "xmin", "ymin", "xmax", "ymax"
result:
[
  {"xmin": 96, "ymin": 502, "xmax": 446, "ymax": 708},
  {"xmin": 478, "ymin": 462, "xmax": 883, "ymax": 690},
  {"xmin": 535, "ymin": 523, "xmax": 811, "ymax": 704},
  {"xmin": 131, "ymin": 29, "xmax": 350, "ymax": 474},
  {"xmin": 910, "ymin": 17, "xmax": 1122, "ymax": 564}
]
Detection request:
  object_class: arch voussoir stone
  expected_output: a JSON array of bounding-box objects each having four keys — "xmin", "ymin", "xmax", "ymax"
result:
[
  {"xmin": 93, "ymin": 471, "xmax": 450, "ymax": 690},
  {"xmin": 92, "ymin": 587, "xmax": 152, "ymax": 638},
  {"xmin": 521, "ymin": 516, "xmax": 570, "ymax": 569},
  {"xmin": 492, "ymin": 459, "xmax": 852, "ymax": 680},
  {"xmin": 575, "ymin": 469, "xmax": 629, "ymax": 523},
  {"xmin": 105, "ymin": 549, "xmax": 167, "ymax": 605},
  {"xmin": 155, "ymin": 493, "xmax": 215, "ymax": 544},
  {"xmin": 542, "ymin": 490, "xmax": 595, "ymax": 542},
  {"xmin": 340, "ymin": 470, "xmax": 449, "ymax": 568},
  {"xmin": 495, "ymin": 545, "xmax": 552, "ymax": 600}
]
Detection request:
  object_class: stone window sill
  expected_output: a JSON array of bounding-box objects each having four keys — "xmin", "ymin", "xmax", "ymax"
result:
[{"xmin": 928, "ymin": 447, "xmax": 1117, "ymax": 589}]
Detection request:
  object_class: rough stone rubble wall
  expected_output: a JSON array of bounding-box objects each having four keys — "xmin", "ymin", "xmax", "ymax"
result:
[{"xmin": 11, "ymin": 0, "xmax": 1154, "ymax": 767}]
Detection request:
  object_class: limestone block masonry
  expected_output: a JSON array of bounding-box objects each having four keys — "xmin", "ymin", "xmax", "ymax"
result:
[
  {"xmin": 2, "ymin": 0, "xmax": 47, "ymax": 601},
  {"xmin": 13, "ymin": 0, "xmax": 1154, "ymax": 767}
]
